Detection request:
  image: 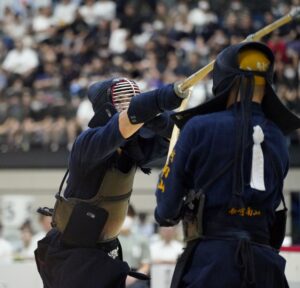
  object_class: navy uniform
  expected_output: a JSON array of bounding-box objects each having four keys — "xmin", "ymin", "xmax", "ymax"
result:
[
  {"xmin": 35, "ymin": 78, "xmax": 189, "ymax": 288},
  {"xmin": 155, "ymin": 42, "xmax": 300, "ymax": 288}
]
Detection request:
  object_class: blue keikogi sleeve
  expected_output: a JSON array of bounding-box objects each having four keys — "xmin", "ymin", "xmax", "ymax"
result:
[
  {"xmin": 154, "ymin": 118, "xmax": 206, "ymax": 226},
  {"xmin": 72, "ymin": 113, "xmax": 126, "ymax": 171}
]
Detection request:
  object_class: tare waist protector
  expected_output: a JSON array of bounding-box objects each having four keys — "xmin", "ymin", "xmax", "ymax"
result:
[{"xmin": 52, "ymin": 167, "xmax": 136, "ymax": 245}]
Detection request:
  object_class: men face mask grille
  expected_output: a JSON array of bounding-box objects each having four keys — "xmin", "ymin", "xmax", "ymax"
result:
[{"xmin": 111, "ymin": 79, "xmax": 140, "ymax": 113}]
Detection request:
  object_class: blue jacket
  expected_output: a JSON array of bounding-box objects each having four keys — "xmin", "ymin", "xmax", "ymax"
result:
[
  {"xmin": 156, "ymin": 103, "xmax": 288, "ymax": 224},
  {"xmin": 155, "ymin": 103, "xmax": 289, "ymax": 287}
]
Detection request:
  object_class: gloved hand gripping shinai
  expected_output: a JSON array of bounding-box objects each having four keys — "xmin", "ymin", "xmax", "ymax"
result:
[
  {"xmin": 144, "ymin": 112, "xmax": 174, "ymax": 139},
  {"xmin": 127, "ymin": 82, "xmax": 188, "ymax": 124}
]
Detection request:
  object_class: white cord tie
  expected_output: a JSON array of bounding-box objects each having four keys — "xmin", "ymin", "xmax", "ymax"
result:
[{"xmin": 250, "ymin": 125, "xmax": 266, "ymax": 191}]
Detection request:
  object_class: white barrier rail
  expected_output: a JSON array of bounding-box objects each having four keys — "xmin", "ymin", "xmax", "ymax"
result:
[{"xmin": 281, "ymin": 247, "xmax": 300, "ymax": 288}]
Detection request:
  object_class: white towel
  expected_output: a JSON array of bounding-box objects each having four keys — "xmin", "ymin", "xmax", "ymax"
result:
[{"xmin": 250, "ymin": 125, "xmax": 266, "ymax": 191}]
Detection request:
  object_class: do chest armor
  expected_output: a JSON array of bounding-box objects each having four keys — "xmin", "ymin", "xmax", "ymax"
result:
[{"xmin": 52, "ymin": 166, "xmax": 136, "ymax": 246}]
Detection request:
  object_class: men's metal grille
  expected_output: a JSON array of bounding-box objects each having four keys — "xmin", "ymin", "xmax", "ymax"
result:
[{"xmin": 111, "ymin": 78, "xmax": 140, "ymax": 113}]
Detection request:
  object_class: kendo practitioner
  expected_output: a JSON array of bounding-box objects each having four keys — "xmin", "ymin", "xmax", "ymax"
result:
[
  {"xmin": 155, "ymin": 42, "xmax": 300, "ymax": 288},
  {"xmin": 35, "ymin": 77, "xmax": 189, "ymax": 288}
]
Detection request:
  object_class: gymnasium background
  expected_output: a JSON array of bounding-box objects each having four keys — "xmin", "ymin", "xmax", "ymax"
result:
[{"xmin": 0, "ymin": 0, "xmax": 299, "ymax": 287}]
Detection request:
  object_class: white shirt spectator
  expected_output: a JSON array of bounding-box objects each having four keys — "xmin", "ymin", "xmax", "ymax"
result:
[
  {"xmin": 53, "ymin": 0, "xmax": 78, "ymax": 26},
  {"xmin": 3, "ymin": 15, "xmax": 28, "ymax": 39},
  {"xmin": 76, "ymin": 98, "xmax": 94, "ymax": 130},
  {"xmin": 188, "ymin": 1, "xmax": 217, "ymax": 28},
  {"xmin": 24, "ymin": 230, "xmax": 46, "ymax": 258},
  {"xmin": 2, "ymin": 47, "xmax": 39, "ymax": 75},
  {"xmin": 32, "ymin": 7, "xmax": 54, "ymax": 42},
  {"xmin": 150, "ymin": 238, "xmax": 183, "ymax": 264},
  {"xmin": 79, "ymin": 0, "xmax": 98, "ymax": 26},
  {"xmin": 109, "ymin": 28, "xmax": 128, "ymax": 54},
  {"xmin": 32, "ymin": 14, "xmax": 52, "ymax": 33},
  {"xmin": 0, "ymin": 0, "xmax": 11, "ymax": 19},
  {"xmin": 0, "ymin": 238, "xmax": 13, "ymax": 263},
  {"xmin": 93, "ymin": 0, "xmax": 116, "ymax": 21}
]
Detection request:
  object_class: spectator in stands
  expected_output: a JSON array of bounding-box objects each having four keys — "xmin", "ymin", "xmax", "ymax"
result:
[
  {"xmin": 78, "ymin": 0, "xmax": 98, "ymax": 26},
  {"xmin": 2, "ymin": 39, "xmax": 39, "ymax": 86},
  {"xmin": 2, "ymin": 12, "xmax": 28, "ymax": 40},
  {"xmin": 76, "ymin": 96, "xmax": 94, "ymax": 131},
  {"xmin": 150, "ymin": 227, "xmax": 183, "ymax": 265},
  {"xmin": 52, "ymin": 0, "xmax": 78, "ymax": 27},
  {"xmin": 268, "ymin": 31, "xmax": 289, "ymax": 64},
  {"xmin": 32, "ymin": 6, "xmax": 55, "ymax": 43},
  {"xmin": 135, "ymin": 212, "xmax": 155, "ymax": 238},
  {"xmin": 31, "ymin": 214, "xmax": 52, "ymax": 244},
  {"xmin": 2, "ymin": 92, "xmax": 24, "ymax": 150},
  {"xmin": 94, "ymin": 0, "xmax": 116, "ymax": 22},
  {"xmin": 17, "ymin": 219, "xmax": 36, "ymax": 260},
  {"xmin": 17, "ymin": 216, "xmax": 52, "ymax": 261},
  {"xmin": 119, "ymin": 205, "xmax": 151, "ymax": 288},
  {"xmin": 188, "ymin": 0, "xmax": 218, "ymax": 30}
]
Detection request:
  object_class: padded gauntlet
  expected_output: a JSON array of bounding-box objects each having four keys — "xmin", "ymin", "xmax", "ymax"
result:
[{"xmin": 127, "ymin": 83, "xmax": 188, "ymax": 124}]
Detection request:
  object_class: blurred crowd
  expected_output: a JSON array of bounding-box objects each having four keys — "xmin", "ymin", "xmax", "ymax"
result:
[
  {"xmin": 0, "ymin": 0, "xmax": 299, "ymax": 153},
  {"xmin": 0, "ymin": 214, "xmax": 52, "ymax": 263}
]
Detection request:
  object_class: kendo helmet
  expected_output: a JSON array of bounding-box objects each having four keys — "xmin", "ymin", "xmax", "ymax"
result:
[
  {"xmin": 173, "ymin": 41, "xmax": 300, "ymax": 135},
  {"xmin": 88, "ymin": 77, "xmax": 140, "ymax": 128},
  {"xmin": 211, "ymin": 41, "xmax": 274, "ymax": 100}
]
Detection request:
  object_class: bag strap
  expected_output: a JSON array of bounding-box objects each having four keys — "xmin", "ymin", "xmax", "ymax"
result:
[
  {"xmin": 56, "ymin": 169, "xmax": 69, "ymax": 199},
  {"xmin": 37, "ymin": 169, "xmax": 69, "ymax": 216}
]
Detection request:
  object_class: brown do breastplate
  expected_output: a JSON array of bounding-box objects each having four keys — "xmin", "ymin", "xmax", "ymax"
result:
[{"xmin": 52, "ymin": 166, "xmax": 136, "ymax": 243}]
